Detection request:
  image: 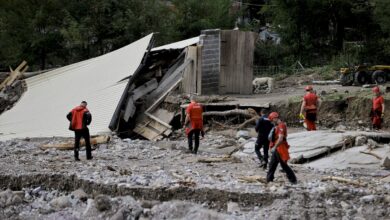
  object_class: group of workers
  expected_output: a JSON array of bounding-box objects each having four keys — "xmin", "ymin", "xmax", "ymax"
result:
[{"xmin": 66, "ymin": 85, "xmax": 385, "ymax": 184}]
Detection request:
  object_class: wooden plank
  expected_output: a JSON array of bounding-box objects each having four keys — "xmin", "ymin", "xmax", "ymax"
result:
[
  {"xmin": 146, "ymin": 59, "xmax": 192, "ymax": 113},
  {"xmin": 242, "ymin": 32, "xmax": 255, "ymax": 95},
  {"xmin": 134, "ymin": 60, "xmax": 192, "ymax": 140},
  {"xmin": 0, "ymin": 61, "xmax": 28, "ymax": 90},
  {"xmin": 124, "ymin": 78, "xmax": 158, "ymax": 121},
  {"xmin": 132, "ymin": 78, "xmax": 158, "ymax": 100},
  {"xmin": 123, "ymin": 98, "xmax": 136, "ymax": 122},
  {"xmin": 219, "ymin": 31, "xmax": 228, "ymax": 95},
  {"xmin": 133, "ymin": 118, "xmax": 171, "ymax": 141},
  {"xmin": 196, "ymin": 45, "xmax": 203, "ymax": 94},
  {"xmin": 146, "ymin": 57, "xmax": 186, "ymax": 107},
  {"xmin": 181, "ymin": 46, "xmax": 197, "ymax": 94},
  {"xmin": 237, "ymin": 31, "xmax": 245, "ymax": 94},
  {"xmin": 40, "ymin": 136, "xmax": 110, "ymax": 150}
]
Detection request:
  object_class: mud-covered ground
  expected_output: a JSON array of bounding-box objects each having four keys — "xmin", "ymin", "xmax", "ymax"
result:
[{"xmin": 1, "ymin": 131, "xmax": 390, "ymax": 220}]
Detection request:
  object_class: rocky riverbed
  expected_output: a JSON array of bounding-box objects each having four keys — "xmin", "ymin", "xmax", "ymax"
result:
[{"xmin": 1, "ymin": 131, "xmax": 390, "ymax": 219}]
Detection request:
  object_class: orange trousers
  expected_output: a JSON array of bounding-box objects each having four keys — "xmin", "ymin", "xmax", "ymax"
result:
[{"xmin": 305, "ymin": 119, "xmax": 316, "ymax": 131}]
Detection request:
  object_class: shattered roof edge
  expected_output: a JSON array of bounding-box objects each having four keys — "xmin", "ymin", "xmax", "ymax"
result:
[{"xmin": 151, "ymin": 36, "xmax": 200, "ymax": 51}]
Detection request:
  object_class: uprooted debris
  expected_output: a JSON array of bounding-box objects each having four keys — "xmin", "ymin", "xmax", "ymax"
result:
[
  {"xmin": 40, "ymin": 135, "xmax": 110, "ymax": 150},
  {"xmin": 0, "ymin": 61, "xmax": 28, "ymax": 114},
  {"xmin": 2, "ymin": 135, "xmax": 390, "ymax": 219}
]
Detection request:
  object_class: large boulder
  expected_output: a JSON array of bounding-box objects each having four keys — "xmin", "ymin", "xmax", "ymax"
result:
[
  {"xmin": 50, "ymin": 195, "xmax": 72, "ymax": 209},
  {"xmin": 95, "ymin": 194, "xmax": 112, "ymax": 211},
  {"xmin": 381, "ymin": 157, "xmax": 390, "ymax": 169}
]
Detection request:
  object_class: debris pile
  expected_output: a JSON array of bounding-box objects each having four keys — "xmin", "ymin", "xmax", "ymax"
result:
[
  {"xmin": 0, "ymin": 61, "xmax": 28, "ymax": 114},
  {"xmin": 1, "ymin": 132, "xmax": 390, "ymax": 219}
]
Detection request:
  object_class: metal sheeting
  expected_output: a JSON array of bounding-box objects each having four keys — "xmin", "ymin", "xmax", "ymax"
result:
[
  {"xmin": 151, "ymin": 36, "xmax": 199, "ymax": 51},
  {"xmin": 0, "ymin": 34, "xmax": 153, "ymax": 140}
]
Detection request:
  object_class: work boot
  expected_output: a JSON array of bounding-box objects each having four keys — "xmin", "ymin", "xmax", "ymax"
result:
[
  {"xmin": 262, "ymin": 163, "xmax": 268, "ymax": 170},
  {"xmin": 87, "ymin": 156, "xmax": 93, "ymax": 160},
  {"xmin": 74, "ymin": 150, "xmax": 79, "ymax": 161}
]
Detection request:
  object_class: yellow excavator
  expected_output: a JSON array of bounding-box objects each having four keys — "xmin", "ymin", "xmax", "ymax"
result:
[{"xmin": 339, "ymin": 64, "xmax": 390, "ymax": 86}]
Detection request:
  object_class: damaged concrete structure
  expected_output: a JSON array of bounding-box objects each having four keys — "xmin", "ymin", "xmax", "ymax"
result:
[{"xmin": 0, "ymin": 30, "xmax": 257, "ymax": 141}]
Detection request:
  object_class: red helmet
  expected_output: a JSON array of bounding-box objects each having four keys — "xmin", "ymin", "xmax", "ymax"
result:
[
  {"xmin": 372, "ymin": 86, "xmax": 380, "ymax": 93},
  {"xmin": 305, "ymin": 85, "xmax": 313, "ymax": 91},
  {"xmin": 268, "ymin": 112, "xmax": 279, "ymax": 121}
]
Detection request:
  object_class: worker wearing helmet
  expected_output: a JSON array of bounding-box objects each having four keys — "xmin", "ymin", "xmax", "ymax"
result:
[
  {"xmin": 299, "ymin": 85, "xmax": 321, "ymax": 131},
  {"xmin": 371, "ymin": 86, "xmax": 385, "ymax": 130},
  {"xmin": 266, "ymin": 112, "xmax": 297, "ymax": 184}
]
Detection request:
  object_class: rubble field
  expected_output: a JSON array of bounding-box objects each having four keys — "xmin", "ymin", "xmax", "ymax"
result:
[{"xmin": 1, "ymin": 129, "xmax": 390, "ymax": 220}]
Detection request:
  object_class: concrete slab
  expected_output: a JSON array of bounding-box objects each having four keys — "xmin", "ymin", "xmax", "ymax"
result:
[
  {"xmin": 305, "ymin": 145, "xmax": 390, "ymax": 170},
  {"xmin": 288, "ymin": 130, "xmax": 390, "ymax": 163}
]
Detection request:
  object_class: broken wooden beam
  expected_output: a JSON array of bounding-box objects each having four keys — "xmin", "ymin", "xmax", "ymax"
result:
[
  {"xmin": 197, "ymin": 156, "xmax": 240, "ymax": 163},
  {"xmin": 238, "ymin": 116, "xmax": 259, "ymax": 129},
  {"xmin": 237, "ymin": 175, "xmax": 267, "ymax": 184},
  {"xmin": 40, "ymin": 135, "xmax": 110, "ymax": 150},
  {"xmin": 321, "ymin": 176, "xmax": 366, "ymax": 187},
  {"xmin": 124, "ymin": 78, "xmax": 158, "ymax": 122},
  {"xmin": 0, "ymin": 61, "xmax": 28, "ymax": 91},
  {"xmin": 203, "ymin": 108, "xmax": 257, "ymax": 118},
  {"xmin": 359, "ymin": 151, "xmax": 383, "ymax": 160}
]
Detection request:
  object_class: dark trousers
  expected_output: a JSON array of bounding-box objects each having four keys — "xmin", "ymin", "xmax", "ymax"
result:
[
  {"xmin": 255, "ymin": 139, "xmax": 269, "ymax": 163},
  {"xmin": 267, "ymin": 150, "xmax": 297, "ymax": 183},
  {"xmin": 188, "ymin": 129, "xmax": 201, "ymax": 153},
  {"xmin": 74, "ymin": 128, "xmax": 92, "ymax": 159}
]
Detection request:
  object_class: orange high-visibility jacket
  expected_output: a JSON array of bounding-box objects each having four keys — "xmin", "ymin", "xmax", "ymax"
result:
[
  {"xmin": 70, "ymin": 106, "xmax": 89, "ymax": 130},
  {"xmin": 270, "ymin": 122, "xmax": 290, "ymax": 162},
  {"xmin": 372, "ymin": 96, "xmax": 384, "ymax": 112},
  {"xmin": 185, "ymin": 101, "xmax": 203, "ymax": 135},
  {"xmin": 303, "ymin": 93, "xmax": 318, "ymax": 112}
]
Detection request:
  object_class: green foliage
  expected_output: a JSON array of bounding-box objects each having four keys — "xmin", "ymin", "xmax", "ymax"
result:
[
  {"xmin": 374, "ymin": 0, "xmax": 390, "ymax": 34},
  {"xmin": 172, "ymin": 0, "xmax": 235, "ymax": 38},
  {"xmin": 259, "ymin": 0, "xmax": 388, "ymax": 66},
  {"xmin": 0, "ymin": 0, "xmax": 236, "ymax": 70}
]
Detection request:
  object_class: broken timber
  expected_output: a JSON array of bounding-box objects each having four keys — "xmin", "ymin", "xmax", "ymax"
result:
[
  {"xmin": 197, "ymin": 155, "xmax": 241, "ymax": 163},
  {"xmin": 203, "ymin": 108, "xmax": 258, "ymax": 118},
  {"xmin": 40, "ymin": 136, "xmax": 110, "ymax": 150},
  {"xmin": 321, "ymin": 176, "xmax": 366, "ymax": 187},
  {"xmin": 359, "ymin": 151, "xmax": 383, "ymax": 160},
  {"xmin": 0, "ymin": 61, "xmax": 28, "ymax": 91},
  {"xmin": 123, "ymin": 78, "xmax": 158, "ymax": 122},
  {"xmin": 237, "ymin": 175, "xmax": 267, "ymax": 184},
  {"xmin": 133, "ymin": 58, "xmax": 193, "ymax": 141}
]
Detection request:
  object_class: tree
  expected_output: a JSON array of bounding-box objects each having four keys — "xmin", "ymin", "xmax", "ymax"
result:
[
  {"xmin": 374, "ymin": 0, "xmax": 390, "ymax": 34},
  {"xmin": 172, "ymin": 0, "xmax": 236, "ymax": 38}
]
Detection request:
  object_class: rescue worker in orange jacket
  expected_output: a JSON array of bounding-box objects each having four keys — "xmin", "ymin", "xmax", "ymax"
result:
[
  {"xmin": 266, "ymin": 112, "xmax": 297, "ymax": 184},
  {"xmin": 299, "ymin": 85, "xmax": 321, "ymax": 131},
  {"xmin": 184, "ymin": 96, "xmax": 204, "ymax": 154},
  {"xmin": 371, "ymin": 86, "xmax": 385, "ymax": 130},
  {"xmin": 67, "ymin": 101, "xmax": 92, "ymax": 161}
]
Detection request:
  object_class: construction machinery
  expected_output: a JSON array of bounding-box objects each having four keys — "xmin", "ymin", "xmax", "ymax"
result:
[{"xmin": 339, "ymin": 64, "xmax": 390, "ymax": 86}]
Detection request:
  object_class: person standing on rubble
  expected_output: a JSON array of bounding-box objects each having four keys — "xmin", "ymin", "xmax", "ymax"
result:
[
  {"xmin": 184, "ymin": 95, "xmax": 204, "ymax": 154},
  {"xmin": 299, "ymin": 85, "xmax": 321, "ymax": 131},
  {"xmin": 67, "ymin": 101, "xmax": 92, "ymax": 161},
  {"xmin": 266, "ymin": 112, "xmax": 297, "ymax": 184},
  {"xmin": 371, "ymin": 86, "xmax": 385, "ymax": 130},
  {"xmin": 254, "ymin": 109, "xmax": 273, "ymax": 169}
]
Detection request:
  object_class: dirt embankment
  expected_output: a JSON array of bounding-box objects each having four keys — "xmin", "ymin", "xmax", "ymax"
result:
[{"xmin": 271, "ymin": 94, "xmax": 390, "ymax": 129}]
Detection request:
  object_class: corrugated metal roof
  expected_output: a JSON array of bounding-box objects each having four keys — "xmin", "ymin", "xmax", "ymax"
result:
[
  {"xmin": 0, "ymin": 34, "xmax": 153, "ymax": 140},
  {"xmin": 151, "ymin": 36, "xmax": 199, "ymax": 51}
]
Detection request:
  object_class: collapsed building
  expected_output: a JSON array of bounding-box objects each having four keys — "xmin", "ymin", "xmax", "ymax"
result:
[{"xmin": 0, "ymin": 29, "xmax": 257, "ymax": 141}]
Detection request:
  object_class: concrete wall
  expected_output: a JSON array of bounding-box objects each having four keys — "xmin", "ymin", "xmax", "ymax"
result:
[{"xmin": 199, "ymin": 29, "xmax": 221, "ymax": 95}]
